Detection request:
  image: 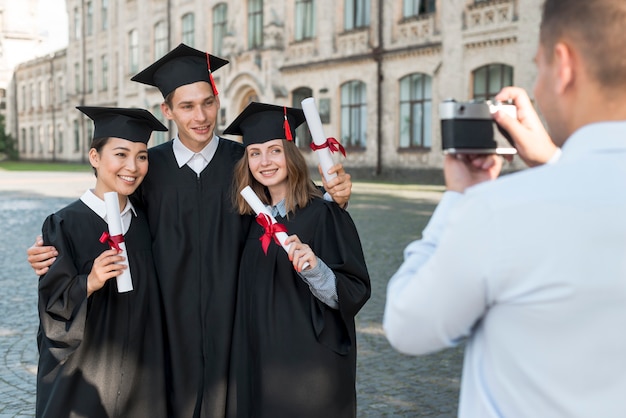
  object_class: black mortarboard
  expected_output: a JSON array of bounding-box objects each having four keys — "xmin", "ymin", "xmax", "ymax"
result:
[
  {"xmin": 130, "ymin": 43, "xmax": 229, "ymax": 98},
  {"xmin": 77, "ymin": 106, "xmax": 168, "ymax": 144},
  {"xmin": 223, "ymin": 102, "xmax": 307, "ymax": 147}
]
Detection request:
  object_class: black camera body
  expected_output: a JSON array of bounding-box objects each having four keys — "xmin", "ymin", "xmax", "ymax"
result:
[{"xmin": 439, "ymin": 99, "xmax": 517, "ymax": 155}]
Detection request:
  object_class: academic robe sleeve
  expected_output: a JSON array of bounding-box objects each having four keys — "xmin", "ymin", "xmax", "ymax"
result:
[
  {"xmin": 38, "ymin": 213, "xmax": 89, "ymax": 362},
  {"xmin": 309, "ymin": 203, "xmax": 371, "ymax": 355}
]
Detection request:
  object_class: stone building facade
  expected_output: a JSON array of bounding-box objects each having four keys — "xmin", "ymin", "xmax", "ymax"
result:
[{"xmin": 8, "ymin": 0, "xmax": 542, "ymax": 173}]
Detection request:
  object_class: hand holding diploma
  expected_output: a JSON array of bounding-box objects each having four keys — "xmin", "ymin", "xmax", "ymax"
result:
[
  {"xmin": 101, "ymin": 191, "xmax": 133, "ymax": 293},
  {"xmin": 240, "ymin": 186, "xmax": 309, "ymax": 270},
  {"xmin": 301, "ymin": 97, "xmax": 346, "ymax": 183}
]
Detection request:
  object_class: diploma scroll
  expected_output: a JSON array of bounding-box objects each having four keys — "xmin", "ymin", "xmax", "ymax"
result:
[
  {"xmin": 301, "ymin": 97, "xmax": 337, "ymax": 183},
  {"xmin": 103, "ymin": 191, "xmax": 133, "ymax": 293},
  {"xmin": 240, "ymin": 186, "xmax": 309, "ymax": 269}
]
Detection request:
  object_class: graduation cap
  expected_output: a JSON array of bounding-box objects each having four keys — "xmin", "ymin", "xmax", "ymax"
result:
[
  {"xmin": 223, "ymin": 102, "xmax": 307, "ymax": 147},
  {"xmin": 130, "ymin": 43, "xmax": 229, "ymax": 98},
  {"xmin": 77, "ymin": 106, "xmax": 168, "ymax": 145}
]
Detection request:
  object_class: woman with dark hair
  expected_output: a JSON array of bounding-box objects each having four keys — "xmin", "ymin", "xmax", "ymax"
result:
[
  {"xmin": 225, "ymin": 102, "xmax": 371, "ymax": 418},
  {"xmin": 36, "ymin": 107, "xmax": 168, "ymax": 417}
]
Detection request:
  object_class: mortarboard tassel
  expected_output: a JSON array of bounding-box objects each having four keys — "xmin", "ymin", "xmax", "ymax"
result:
[
  {"xmin": 283, "ymin": 106, "xmax": 293, "ymax": 141},
  {"xmin": 206, "ymin": 52, "xmax": 219, "ymax": 96}
]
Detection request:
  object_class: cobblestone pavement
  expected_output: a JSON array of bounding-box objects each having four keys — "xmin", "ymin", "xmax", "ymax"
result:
[{"xmin": 0, "ymin": 170, "xmax": 464, "ymax": 417}]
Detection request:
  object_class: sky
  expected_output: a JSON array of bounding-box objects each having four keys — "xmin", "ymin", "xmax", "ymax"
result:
[{"xmin": 37, "ymin": 0, "xmax": 69, "ymax": 54}]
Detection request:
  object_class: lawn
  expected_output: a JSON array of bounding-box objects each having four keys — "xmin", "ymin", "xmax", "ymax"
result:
[{"xmin": 0, "ymin": 161, "xmax": 92, "ymax": 172}]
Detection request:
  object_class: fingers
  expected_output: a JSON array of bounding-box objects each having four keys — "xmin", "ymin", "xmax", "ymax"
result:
[
  {"xmin": 27, "ymin": 238, "xmax": 58, "ymax": 275},
  {"xmin": 444, "ymin": 153, "xmax": 503, "ymax": 192},
  {"xmin": 323, "ymin": 164, "xmax": 352, "ymax": 208},
  {"xmin": 286, "ymin": 236, "xmax": 316, "ymax": 272},
  {"xmin": 87, "ymin": 250, "xmax": 126, "ymax": 295}
]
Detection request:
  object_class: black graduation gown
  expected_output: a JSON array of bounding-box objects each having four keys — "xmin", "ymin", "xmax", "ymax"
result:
[
  {"xmin": 228, "ymin": 198, "xmax": 371, "ymax": 418},
  {"xmin": 36, "ymin": 200, "xmax": 167, "ymax": 418},
  {"xmin": 133, "ymin": 139, "xmax": 250, "ymax": 418}
]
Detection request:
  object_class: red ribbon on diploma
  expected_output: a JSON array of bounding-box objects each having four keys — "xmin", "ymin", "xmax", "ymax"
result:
[
  {"xmin": 99, "ymin": 231, "xmax": 124, "ymax": 252},
  {"xmin": 309, "ymin": 137, "xmax": 346, "ymax": 157},
  {"xmin": 255, "ymin": 213, "xmax": 288, "ymax": 255}
]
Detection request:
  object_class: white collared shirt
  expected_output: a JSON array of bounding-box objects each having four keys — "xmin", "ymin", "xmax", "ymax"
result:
[
  {"xmin": 172, "ymin": 134, "xmax": 220, "ymax": 176},
  {"xmin": 80, "ymin": 189, "xmax": 137, "ymax": 234}
]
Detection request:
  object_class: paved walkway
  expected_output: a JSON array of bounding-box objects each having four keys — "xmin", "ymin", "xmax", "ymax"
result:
[{"xmin": 0, "ymin": 169, "xmax": 463, "ymax": 417}]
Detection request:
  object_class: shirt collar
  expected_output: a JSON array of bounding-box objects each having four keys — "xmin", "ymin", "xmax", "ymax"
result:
[
  {"xmin": 80, "ymin": 189, "xmax": 137, "ymax": 221},
  {"xmin": 172, "ymin": 134, "xmax": 220, "ymax": 168},
  {"xmin": 560, "ymin": 121, "xmax": 626, "ymax": 162},
  {"xmin": 270, "ymin": 199, "xmax": 288, "ymax": 218}
]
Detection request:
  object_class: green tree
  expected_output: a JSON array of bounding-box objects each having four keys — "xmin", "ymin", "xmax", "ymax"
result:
[{"xmin": 0, "ymin": 114, "xmax": 17, "ymax": 160}]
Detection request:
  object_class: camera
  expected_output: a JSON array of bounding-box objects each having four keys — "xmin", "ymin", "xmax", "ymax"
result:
[{"xmin": 439, "ymin": 99, "xmax": 517, "ymax": 155}]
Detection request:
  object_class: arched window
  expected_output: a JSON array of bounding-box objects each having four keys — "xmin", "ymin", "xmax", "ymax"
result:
[
  {"xmin": 344, "ymin": 0, "xmax": 370, "ymax": 30},
  {"xmin": 182, "ymin": 13, "xmax": 195, "ymax": 47},
  {"xmin": 472, "ymin": 63, "xmax": 513, "ymax": 101},
  {"xmin": 340, "ymin": 81, "xmax": 367, "ymax": 148},
  {"xmin": 152, "ymin": 105, "xmax": 169, "ymax": 146},
  {"xmin": 399, "ymin": 73, "xmax": 432, "ymax": 149},
  {"xmin": 291, "ymin": 87, "xmax": 313, "ymax": 149},
  {"xmin": 248, "ymin": 0, "xmax": 263, "ymax": 48},
  {"xmin": 154, "ymin": 21, "xmax": 168, "ymax": 59},
  {"xmin": 295, "ymin": 0, "xmax": 315, "ymax": 41},
  {"xmin": 128, "ymin": 29, "xmax": 139, "ymax": 74},
  {"xmin": 213, "ymin": 4, "xmax": 228, "ymax": 55}
]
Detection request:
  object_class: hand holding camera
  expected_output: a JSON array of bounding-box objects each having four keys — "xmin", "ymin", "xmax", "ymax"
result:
[{"xmin": 440, "ymin": 99, "xmax": 517, "ymax": 155}]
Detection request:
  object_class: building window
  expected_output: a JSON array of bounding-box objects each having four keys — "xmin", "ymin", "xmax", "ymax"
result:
[
  {"xmin": 73, "ymin": 120, "xmax": 80, "ymax": 152},
  {"xmin": 21, "ymin": 85, "xmax": 26, "ymax": 111},
  {"xmin": 20, "ymin": 128, "xmax": 26, "ymax": 152},
  {"xmin": 291, "ymin": 87, "xmax": 313, "ymax": 149},
  {"xmin": 74, "ymin": 7, "xmax": 81, "ymax": 39},
  {"xmin": 57, "ymin": 76, "xmax": 64, "ymax": 103},
  {"xmin": 403, "ymin": 0, "xmax": 435, "ymax": 18},
  {"xmin": 182, "ymin": 13, "xmax": 195, "ymax": 47},
  {"xmin": 248, "ymin": 0, "xmax": 263, "ymax": 49},
  {"xmin": 295, "ymin": 0, "xmax": 315, "ymax": 41},
  {"xmin": 74, "ymin": 63, "xmax": 80, "ymax": 93},
  {"xmin": 86, "ymin": 1, "xmax": 93, "ymax": 36},
  {"xmin": 213, "ymin": 4, "xmax": 228, "ymax": 56},
  {"xmin": 39, "ymin": 80, "xmax": 45, "ymax": 108},
  {"xmin": 152, "ymin": 104, "xmax": 168, "ymax": 145},
  {"xmin": 340, "ymin": 80, "xmax": 367, "ymax": 148},
  {"xmin": 155, "ymin": 21, "xmax": 168, "ymax": 59},
  {"xmin": 31, "ymin": 83, "xmax": 37, "ymax": 109},
  {"xmin": 86, "ymin": 59, "xmax": 93, "ymax": 93},
  {"xmin": 29, "ymin": 127, "xmax": 35, "ymax": 153},
  {"xmin": 129, "ymin": 29, "xmax": 139, "ymax": 74},
  {"xmin": 101, "ymin": 54, "xmax": 108, "ymax": 90},
  {"xmin": 399, "ymin": 73, "xmax": 432, "ymax": 149},
  {"xmin": 101, "ymin": 0, "xmax": 109, "ymax": 30},
  {"xmin": 58, "ymin": 125, "xmax": 64, "ymax": 154},
  {"xmin": 472, "ymin": 63, "xmax": 513, "ymax": 101},
  {"xmin": 344, "ymin": 0, "xmax": 370, "ymax": 30}
]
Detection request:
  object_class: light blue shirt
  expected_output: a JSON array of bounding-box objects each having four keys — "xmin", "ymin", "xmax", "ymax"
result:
[
  {"xmin": 383, "ymin": 122, "xmax": 626, "ymax": 417},
  {"xmin": 271, "ymin": 199, "xmax": 339, "ymax": 309}
]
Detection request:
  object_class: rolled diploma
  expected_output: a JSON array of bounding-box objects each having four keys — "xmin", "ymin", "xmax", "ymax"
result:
[
  {"xmin": 301, "ymin": 97, "xmax": 337, "ymax": 183},
  {"xmin": 240, "ymin": 186, "xmax": 309, "ymax": 269},
  {"xmin": 103, "ymin": 191, "xmax": 133, "ymax": 292}
]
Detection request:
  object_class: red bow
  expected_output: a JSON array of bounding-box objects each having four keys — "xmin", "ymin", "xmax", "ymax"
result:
[
  {"xmin": 255, "ymin": 213, "xmax": 288, "ymax": 255},
  {"xmin": 99, "ymin": 231, "xmax": 124, "ymax": 252},
  {"xmin": 310, "ymin": 137, "xmax": 346, "ymax": 157}
]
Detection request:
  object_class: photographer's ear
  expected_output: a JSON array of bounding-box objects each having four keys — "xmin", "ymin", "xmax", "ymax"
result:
[{"xmin": 553, "ymin": 42, "xmax": 576, "ymax": 95}]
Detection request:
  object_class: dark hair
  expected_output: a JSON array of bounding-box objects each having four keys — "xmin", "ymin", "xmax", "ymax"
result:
[
  {"xmin": 540, "ymin": 0, "xmax": 626, "ymax": 88},
  {"xmin": 232, "ymin": 140, "xmax": 322, "ymax": 217},
  {"xmin": 90, "ymin": 136, "xmax": 111, "ymax": 177}
]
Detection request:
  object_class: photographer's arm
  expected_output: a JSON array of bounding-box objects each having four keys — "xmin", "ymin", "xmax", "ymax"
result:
[
  {"xmin": 493, "ymin": 87, "xmax": 559, "ymax": 167},
  {"xmin": 26, "ymin": 235, "xmax": 58, "ymax": 276}
]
